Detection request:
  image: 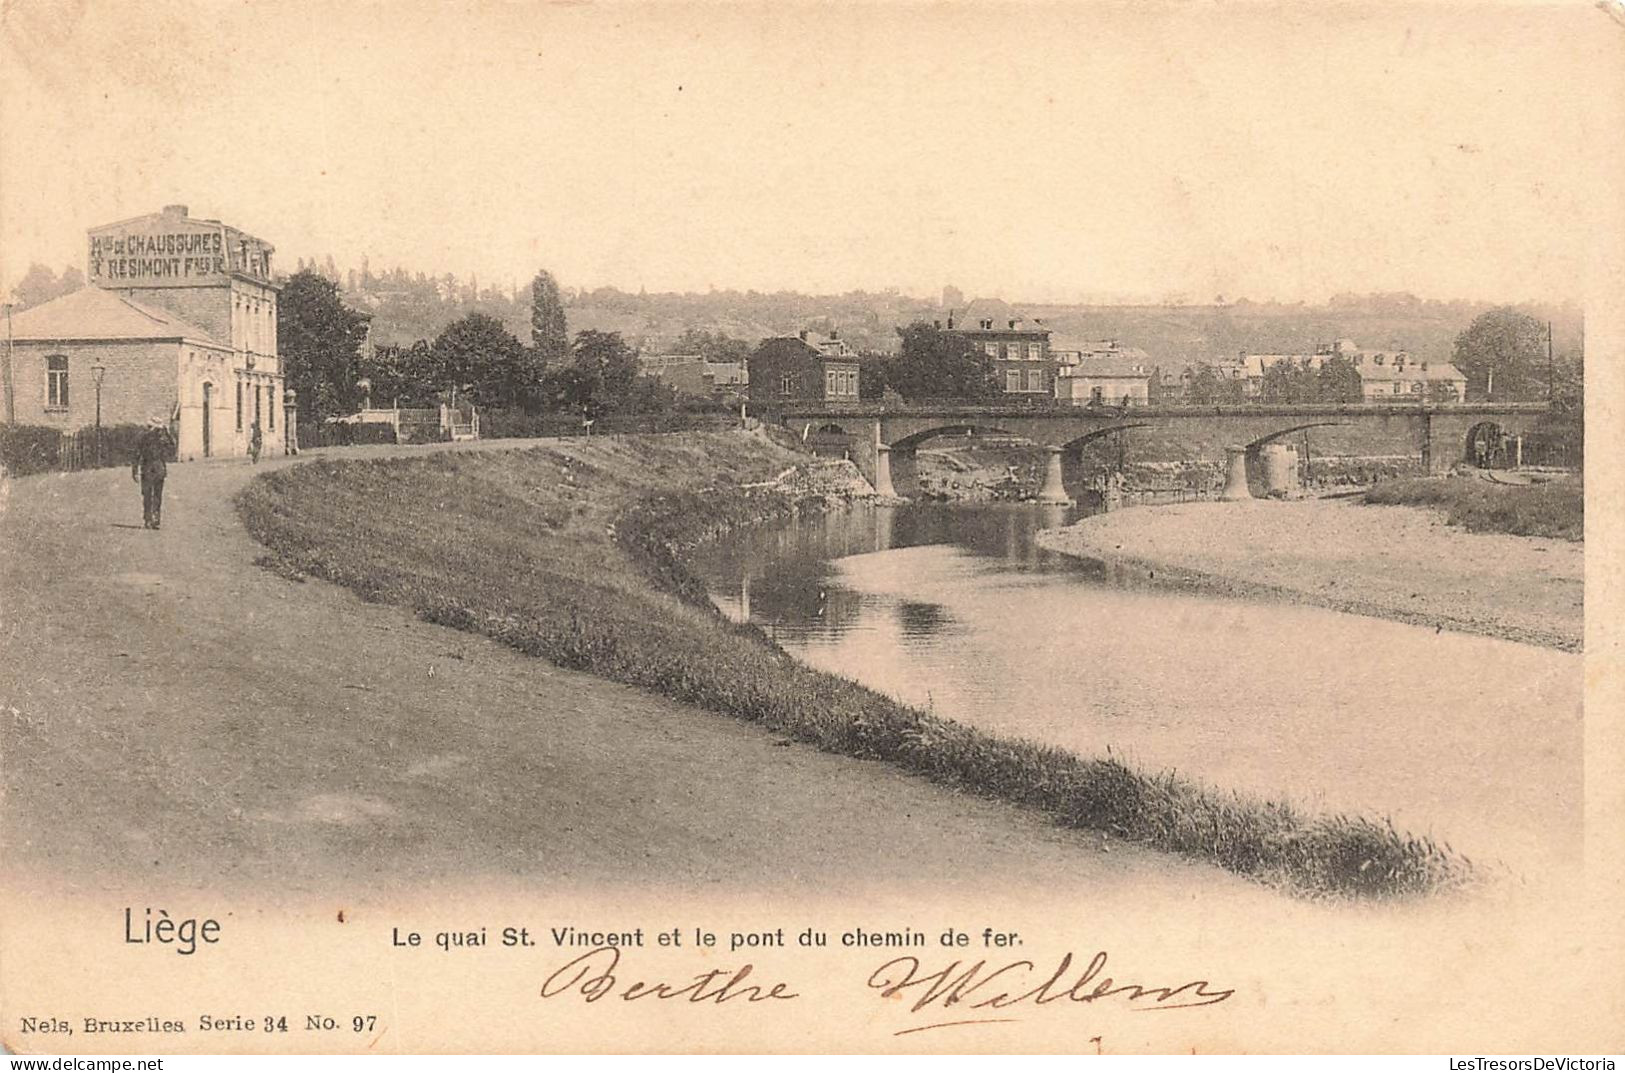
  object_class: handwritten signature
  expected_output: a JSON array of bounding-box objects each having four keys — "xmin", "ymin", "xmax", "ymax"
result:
[
  {"xmin": 539, "ymin": 946, "xmax": 1232, "ymax": 1036},
  {"xmin": 539, "ymin": 945, "xmax": 798, "ymax": 1004},
  {"xmin": 867, "ymin": 951, "xmax": 1234, "ymax": 1035}
]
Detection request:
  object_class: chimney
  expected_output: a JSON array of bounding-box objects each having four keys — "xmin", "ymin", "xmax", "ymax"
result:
[
  {"xmin": 934, "ymin": 319, "xmax": 942, "ymax": 330},
  {"xmin": 830, "ymin": 328, "xmax": 839, "ymax": 340},
  {"xmin": 946, "ymin": 311, "xmax": 955, "ymax": 329},
  {"xmin": 1008, "ymin": 319, "xmax": 1017, "ymax": 329},
  {"xmin": 162, "ymin": 204, "xmax": 189, "ymax": 218},
  {"xmin": 798, "ymin": 330, "xmax": 808, "ymax": 341}
]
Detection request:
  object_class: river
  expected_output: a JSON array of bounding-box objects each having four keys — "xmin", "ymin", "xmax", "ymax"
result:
[{"xmin": 689, "ymin": 501, "xmax": 1583, "ymax": 876}]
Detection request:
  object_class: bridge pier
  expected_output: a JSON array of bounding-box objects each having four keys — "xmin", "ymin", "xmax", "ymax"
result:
[
  {"xmin": 873, "ymin": 443, "xmax": 898, "ymax": 498},
  {"xmin": 1037, "ymin": 446, "xmax": 1072, "ymax": 505},
  {"xmin": 1221, "ymin": 445, "xmax": 1252, "ymax": 501}
]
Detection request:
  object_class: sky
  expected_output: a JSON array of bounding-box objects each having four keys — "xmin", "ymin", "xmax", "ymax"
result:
[{"xmin": 1, "ymin": 1, "xmax": 1620, "ymax": 306}]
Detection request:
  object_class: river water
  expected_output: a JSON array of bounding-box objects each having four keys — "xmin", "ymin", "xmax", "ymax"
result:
[{"xmin": 689, "ymin": 502, "xmax": 1583, "ymax": 875}]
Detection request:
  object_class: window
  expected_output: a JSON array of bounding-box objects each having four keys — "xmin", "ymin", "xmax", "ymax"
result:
[
  {"xmin": 1027, "ymin": 369, "xmax": 1042, "ymax": 391},
  {"xmin": 1091, "ymin": 385, "xmax": 1104, "ymax": 404},
  {"xmin": 1027, "ymin": 343, "xmax": 1042, "ymax": 361},
  {"xmin": 255, "ymin": 385, "xmax": 263, "ymax": 428},
  {"xmin": 780, "ymin": 373, "xmax": 795, "ymax": 395},
  {"xmin": 825, "ymin": 370, "xmax": 838, "ymax": 397},
  {"xmin": 236, "ymin": 380, "xmax": 243, "ymax": 431},
  {"xmin": 46, "ymin": 355, "xmax": 69, "ymax": 409},
  {"xmin": 268, "ymin": 388, "xmax": 275, "ymax": 430},
  {"xmin": 984, "ymin": 342, "xmax": 998, "ymax": 357},
  {"xmin": 1005, "ymin": 369, "xmax": 1021, "ymax": 392}
]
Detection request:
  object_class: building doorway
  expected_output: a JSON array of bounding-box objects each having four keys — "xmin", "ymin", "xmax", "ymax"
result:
[{"xmin": 201, "ymin": 382, "xmax": 213, "ymax": 457}]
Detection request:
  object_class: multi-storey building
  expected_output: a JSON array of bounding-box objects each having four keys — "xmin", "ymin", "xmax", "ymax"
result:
[
  {"xmin": 943, "ymin": 311, "xmax": 1054, "ymax": 396},
  {"xmin": 3, "ymin": 204, "xmax": 291, "ymax": 459},
  {"xmin": 747, "ymin": 332, "xmax": 859, "ymax": 404}
]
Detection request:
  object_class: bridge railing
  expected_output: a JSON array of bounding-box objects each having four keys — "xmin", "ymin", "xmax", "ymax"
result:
[{"xmin": 767, "ymin": 399, "xmax": 1552, "ymax": 418}]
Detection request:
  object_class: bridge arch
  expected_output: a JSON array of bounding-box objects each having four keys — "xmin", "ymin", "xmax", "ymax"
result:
[
  {"xmin": 1056, "ymin": 422, "xmax": 1156, "ymax": 452},
  {"xmin": 798, "ymin": 420, "xmax": 855, "ymax": 440},
  {"xmin": 1244, "ymin": 421, "xmax": 1351, "ymax": 449},
  {"xmin": 889, "ymin": 424, "xmax": 1031, "ymax": 450}
]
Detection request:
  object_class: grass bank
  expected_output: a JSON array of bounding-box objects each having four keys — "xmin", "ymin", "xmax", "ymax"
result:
[
  {"xmin": 237, "ymin": 432, "xmax": 1472, "ymax": 899},
  {"xmin": 1365, "ymin": 474, "xmax": 1583, "ymax": 541}
]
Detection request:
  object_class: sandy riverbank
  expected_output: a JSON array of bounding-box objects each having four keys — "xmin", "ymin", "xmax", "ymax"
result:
[{"xmin": 1036, "ymin": 498, "xmax": 1582, "ymax": 651}]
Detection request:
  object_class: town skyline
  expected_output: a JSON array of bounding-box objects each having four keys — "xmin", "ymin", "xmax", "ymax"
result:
[{"xmin": 3, "ymin": 3, "xmax": 1614, "ymax": 308}]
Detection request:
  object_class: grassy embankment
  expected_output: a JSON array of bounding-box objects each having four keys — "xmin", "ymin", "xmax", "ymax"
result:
[
  {"xmin": 237, "ymin": 432, "xmax": 1471, "ymax": 900},
  {"xmin": 1365, "ymin": 474, "xmax": 1583, "ymax": 541}
]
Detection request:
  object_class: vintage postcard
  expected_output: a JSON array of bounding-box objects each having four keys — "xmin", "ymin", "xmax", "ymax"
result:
[{"xmin": 1, "ymin": 0, "xmax": 1620, "ymax": 1057}]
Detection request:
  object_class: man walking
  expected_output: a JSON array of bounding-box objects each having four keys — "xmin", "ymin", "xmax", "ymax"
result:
[{"xmin": 131, "ymin": 417, "xmax": 175, "ymax": 530}]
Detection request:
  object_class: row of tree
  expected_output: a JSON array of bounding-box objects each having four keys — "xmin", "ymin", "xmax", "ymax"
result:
[
  {"xmin": 277, "ymin": 278, "xmax": 1585, "ymax": 431},
  {"xmin": 278, "ymin": 268, "xmax": 687, "ymax": 428}
]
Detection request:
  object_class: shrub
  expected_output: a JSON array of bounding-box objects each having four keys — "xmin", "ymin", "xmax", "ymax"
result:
[
  {"xmin": 0, "ymin": 424, "xmax": 63, "ymax": 476},
  {"xmin": 1366, "ymin": 475, "xmax": 1582, "ymax": 541},
  {"xmin": 351, "ymin": 421, "xmax": 398, "ymax": 445}
]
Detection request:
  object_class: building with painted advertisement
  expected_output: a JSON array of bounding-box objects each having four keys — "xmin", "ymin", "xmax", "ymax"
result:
[{"xmin": 3, "ymin": 204, "xmax": 291, "ymax": 460}]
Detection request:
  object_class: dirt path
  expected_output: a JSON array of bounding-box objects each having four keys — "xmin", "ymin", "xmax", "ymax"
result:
[
  {"xmin": 1036, "ymin": 498, "xmax": 1583, "ymax": 651},
  {"xmin": 0, "ymin": 444, "xmax": 1242, "ymax": 902}
]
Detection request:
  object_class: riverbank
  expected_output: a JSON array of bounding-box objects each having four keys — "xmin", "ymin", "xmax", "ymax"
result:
[
  {"xmin": 1036, "ymin": 497, "xmax": 1583, "ymax": 651},
  {"xmin": 236, "ymin": 433, "xmax": 1473, "ymax": 899},
  {"xmin": 8, "ymin": 435, "xmax": 1238, "ymax": 902}
]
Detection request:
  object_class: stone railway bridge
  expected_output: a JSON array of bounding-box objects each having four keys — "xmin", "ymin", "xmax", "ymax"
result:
[{"xmin": 767, "ymin": 401, "xmax": 1549, "ymax": 503}]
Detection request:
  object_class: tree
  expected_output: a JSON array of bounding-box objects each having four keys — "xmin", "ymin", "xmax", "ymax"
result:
[
  {"xmin": 8, "ymin": 263, "xmax": 82, "ymax": 310},
  {"xmin": 1260, "ymin": 361, "xmax": 1313, "ymax": 403},
  {"xmin": 671, "ymin": 328, "xmax": 750, "ymax": 364},
  {"xmin": 887, "ymin": 321, "xmax": 999, "ymax": 401},
  {"xmin": 1313, "ymin": 355, "xmax": 1363, "ymax": 403},
  {"xmin": 432, "ymin": 312, "xmax": 541, "ymax": 411},
  {"xmin": 1452, "ymin": 308, "xmax": 1547, "ymax": 401},
  {"xmin": 1185, "ymin": 363, "xmax": 1244, "ymax": 404},
  {"xmin": 857, "ymin": 354, "xmax": 892, "ymax": 400},
  {"xmin": 278, "ymin": 269, "xmax": 371, "ymax": 423},
  {"xmin": 360, "ymin": 341, "xmax": 440, "ymax": 407},
  {"xmin": 562, "ymin": 330, "xmax": 642, "ymax": 414},
  {"xmin": 530, "ymin": 269, "xmax": 569, "ymax": 367}
]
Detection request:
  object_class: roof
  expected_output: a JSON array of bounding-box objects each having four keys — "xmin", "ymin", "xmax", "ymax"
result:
[
  {"xmin": 7, "ymin": 286, "xmax": 226, "ymax": 346},
  {"xmin": 1064, "ymin": 354, "xmax": 1153, "ymax": 377},
  {"xmin": 1053, "ymin": 339, "xmax": 1151, "ymax": 360},
  {"xmin": 1357, "ymin": 360, "xmax": 1465, "ymax": 382},
  {"xmin": 948, "ymin": 298, "xmax": 1048, "ymax": 335},
  {"xmin": 88, "ymin": 208, "xmax": 274, "ymax": 252}
]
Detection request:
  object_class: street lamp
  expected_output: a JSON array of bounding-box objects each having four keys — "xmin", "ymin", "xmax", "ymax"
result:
[{"xmin": 91, "ymin": 364, "xmax": 107, "ymax": 466}]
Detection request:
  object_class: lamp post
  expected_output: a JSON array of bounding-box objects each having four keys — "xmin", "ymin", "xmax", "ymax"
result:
[{"xmin": 91, "ymin": 363, "xmax": 107, "ymax": 466}]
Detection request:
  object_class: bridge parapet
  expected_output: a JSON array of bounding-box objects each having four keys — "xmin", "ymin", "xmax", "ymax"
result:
[
  {"xmin": 771, "ymin": 400, "xmax": 1551, "ymax": 420},
  {"xmin": 765, "ymin": 401, "xmax": 1552, "ymax": 495}
]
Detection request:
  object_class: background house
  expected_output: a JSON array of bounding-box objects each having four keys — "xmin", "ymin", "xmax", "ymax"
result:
[
  {"xmin": 1053, "ymin": 340, "xmax": 1153, "ymax": 406},
  {"xmin": 943, "ymin": 303, "xmax": 1054, "ymax": 396},
  {"xmin": 747, "ymin": 333, "xmax": 859, "ymax": 404}
]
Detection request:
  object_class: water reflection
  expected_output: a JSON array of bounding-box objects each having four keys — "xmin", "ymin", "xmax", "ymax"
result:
[{"xmin": 689, "ymin": 501, "xmax": 1583, "ymax": 874}]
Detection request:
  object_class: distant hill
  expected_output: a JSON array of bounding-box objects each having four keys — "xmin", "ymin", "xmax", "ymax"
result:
[{"xmin": 320, "ymin": 264, "xmax": 1582, "ymax": 369}]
